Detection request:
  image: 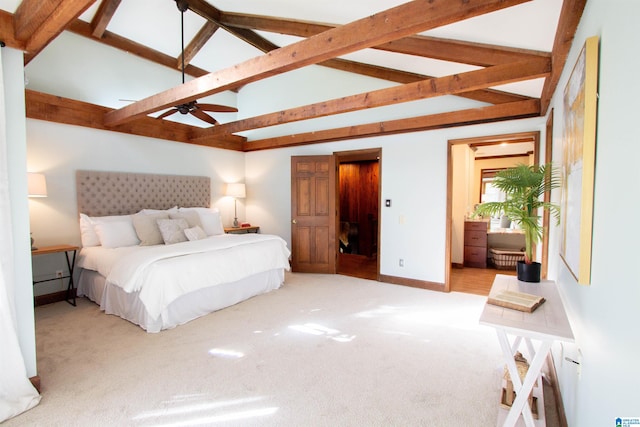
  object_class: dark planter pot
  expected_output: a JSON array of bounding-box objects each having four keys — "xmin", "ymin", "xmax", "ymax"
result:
[{"xmin": 517, "ymin": 261, "xmax": 541, "ymax": 283}]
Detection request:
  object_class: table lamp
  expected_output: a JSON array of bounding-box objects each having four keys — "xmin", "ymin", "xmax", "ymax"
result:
[
  {"xmin": 225, "ymin": 183, "xmax": 245, "ymax": 227},
  {"xmin": 28, "ymin": 173, "xmax": 47, "ymax": 250}
]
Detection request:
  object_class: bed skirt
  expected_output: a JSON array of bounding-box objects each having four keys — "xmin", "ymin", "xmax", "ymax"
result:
[{"xmin": 77, "ymin": 268, "xmax": 284, "ymax": 332}]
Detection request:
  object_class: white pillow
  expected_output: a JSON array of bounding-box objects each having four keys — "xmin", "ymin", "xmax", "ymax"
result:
[
  {"xmin": 157, "ymin": 218, "xmax": 189, "ymax": 245},
  {"xmin": 79, "ymin": 213, "xmax": 134, "ymax": 247},
  {"xmin": 179, "ymin": 207, "xmax": 224, "ymax": 236},
  {"xmin": 132, "ymin": 212, "xmax": 169, "ymax": 246},
  {"xmin": 94, "ymin": 221, "xmax": 140, "ymax": 248},
  {"xmin": 184, "ymin": 225, "xmax": 207, "ymax": 241},
  {"xmin": 79, "ymin": 213, "xmax": 100, "ymax": 247},
  {"xmin": 139, "ymin": 206, "xmax": 179, "ymax": 215}
]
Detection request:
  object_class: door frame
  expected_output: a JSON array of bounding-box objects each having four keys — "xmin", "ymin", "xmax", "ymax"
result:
[
  {"xmin": 445, "ymin": 132, "xmax": 540, "ymax": 292},
  {"xmin": 334, "ymin": 147, "xmax": 382, "ymax": 280}
]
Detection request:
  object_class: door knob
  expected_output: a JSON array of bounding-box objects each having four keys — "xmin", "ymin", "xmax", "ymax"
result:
[{"xmin": 292, "ymin": 219, "xmax": 297, "ymax": 224}]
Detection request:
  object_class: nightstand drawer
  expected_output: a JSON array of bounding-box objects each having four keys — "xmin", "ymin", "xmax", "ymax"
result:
[
  {"xmin": 464, "ymin": 230, "xmax": 487, "ymax": 247},
  {"xmin": 464, "ymin": 221, "xmax": 489, "ymax": 231},
  {"xmin": 464, "ymin": 246, "xmax": 487, "ymax": 268}
]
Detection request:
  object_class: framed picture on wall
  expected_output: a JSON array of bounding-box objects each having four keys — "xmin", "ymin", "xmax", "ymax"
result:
[{"xmin": 560, "ymin": 36, "xmax": 599, "ymax": 285}]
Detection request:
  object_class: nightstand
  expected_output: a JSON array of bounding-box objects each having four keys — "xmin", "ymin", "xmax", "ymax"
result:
[
  {"xmin": 31, "ymin": 244, "xmax": 79, "ymax": 306},
  {"xmin": 224, "ymin": 226, "xmax": 260, "ymax": 234}
]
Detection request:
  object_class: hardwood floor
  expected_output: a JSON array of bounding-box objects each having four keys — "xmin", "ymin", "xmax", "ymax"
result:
[
  {"xmin": 338, "ymin": 253, "xmax": 378, "ymax": 280},
  {"xmin": 450, "ymin": 265, "xmax": 516, "ymax": 296}
]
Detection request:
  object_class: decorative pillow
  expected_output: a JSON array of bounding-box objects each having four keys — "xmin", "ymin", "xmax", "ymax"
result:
[
  {"xmin": 170, "ymin": 210, "xmax": 203, "ymax": 229},
  {"xmin": 132, "ymin": 212, "xmax": 169, "ymax": 246},
  {"xmin": 184, "ymin": 225, "xmax": 207, "ymax": 241},
  {"xmin": 79, "ymin": 213, "xmax": 134, "ymax": 247},
  {"xmin": 179, "ymin": 207, "xmax": 224, "ymax": 236},
  {"xmin": 157, "ymin": 218, "xmax": 189, "ymax": 245},
  {"xmin": 94, "ymin": 221, "xmax": 140, "ymax": 248}
]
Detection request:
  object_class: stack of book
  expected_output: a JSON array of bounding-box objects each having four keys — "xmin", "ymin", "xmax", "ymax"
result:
[{"xmin": 488, "ymin": 290, "xmax": 545, "ymax": 313}]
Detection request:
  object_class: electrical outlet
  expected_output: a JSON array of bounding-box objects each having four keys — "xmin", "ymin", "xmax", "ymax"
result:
[
  {"xmin": 399, "ymin": 259, "xmax": 404, "ymax": 267},
  {"xmin": 56, "ymin": 270, "xmax": 63, "ymax": 278}
]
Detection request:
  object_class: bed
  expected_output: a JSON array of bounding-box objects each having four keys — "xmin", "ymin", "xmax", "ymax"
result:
[{"xmin": 74, "ymin": 170, "xmax": 290, "ymax": 332}]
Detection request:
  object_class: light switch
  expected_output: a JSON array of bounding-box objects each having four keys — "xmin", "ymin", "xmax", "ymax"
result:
[{"xmin": 385, "ymin": 199, "xmax": 391, "ymax": 207}]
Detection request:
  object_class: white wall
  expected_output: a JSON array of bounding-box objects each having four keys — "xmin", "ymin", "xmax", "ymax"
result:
[
  {"xmin": 246, "ymin": 117, "xmax": 545, "ymax": 285},
  {"xmin": 545, "ymin": 0, "xmax": 640, "ymax": 424}
]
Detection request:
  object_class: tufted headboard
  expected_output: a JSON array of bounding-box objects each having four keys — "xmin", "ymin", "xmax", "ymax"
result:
[{"xmin": 76, "ymin": 170, "xmax": 211, "ymax": 217}]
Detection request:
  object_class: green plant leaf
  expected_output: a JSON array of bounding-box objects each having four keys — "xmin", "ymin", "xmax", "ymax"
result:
[{"xmin": 473, "ymin": 163, "xmax": 561, "ymax": 263}]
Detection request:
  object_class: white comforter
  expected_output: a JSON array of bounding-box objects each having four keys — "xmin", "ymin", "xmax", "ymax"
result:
[{"xmin": 77, "ymin": 234, "xmax": 290, "ymax": 319}]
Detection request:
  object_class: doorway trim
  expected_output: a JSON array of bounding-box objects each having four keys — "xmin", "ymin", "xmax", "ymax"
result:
[
  {"xmin": 334, "ymin": 147, "xmax": 382, "ymax": 280},
  {"xmin": 445, "ymin": 131, "xmax": 540, "ymax": 292}
]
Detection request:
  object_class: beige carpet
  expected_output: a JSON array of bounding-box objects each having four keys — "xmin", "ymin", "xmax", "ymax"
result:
[{"xmin": 7, "ymin": 273, "xmax": 554, "ymax": 426}]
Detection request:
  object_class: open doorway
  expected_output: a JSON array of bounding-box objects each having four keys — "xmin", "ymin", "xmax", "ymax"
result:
[
  {"xmin": 335, "ymin": 148, "xmax": 381, "ymax": 280},
  {"xmin": 445, "ymin": 132, "xmax": 540, "ymax": 294}
]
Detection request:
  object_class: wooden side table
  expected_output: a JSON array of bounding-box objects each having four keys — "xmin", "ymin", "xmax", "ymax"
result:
[
  {"xmin": 224, "ymin": 226, "xmax": 260, "ymax": 234},
  {"xmin": 32, "ymin": 244, "xmax": 79, "ymax": 306}
]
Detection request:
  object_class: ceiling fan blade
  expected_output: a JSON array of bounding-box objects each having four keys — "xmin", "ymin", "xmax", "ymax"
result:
[
  {"xmin": 190, "ymin": 109, "xmax": 219, "ymax": 126},
  {"xmin": 196, "ymin": 103, "xmax": 238, "ymax": 113},
  {"xmin": 156, "ymin": 108, "xmax": 178, "ymax": 120}
]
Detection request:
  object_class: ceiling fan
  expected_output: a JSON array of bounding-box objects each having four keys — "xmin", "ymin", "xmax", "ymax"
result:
[{"xmin": 157, "ymin": 0, "xmax": 237, "ymax": 126}]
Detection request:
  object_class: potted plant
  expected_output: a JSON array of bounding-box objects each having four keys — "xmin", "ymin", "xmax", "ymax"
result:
[{"xmin": 473, "ymin": 163, "xmax": 561, "ymax": 282}]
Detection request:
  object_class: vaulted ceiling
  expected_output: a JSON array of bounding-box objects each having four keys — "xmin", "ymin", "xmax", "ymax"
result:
[{"xmin": 0, "ymin": 0, "xmax": 586, "ymax": 151}]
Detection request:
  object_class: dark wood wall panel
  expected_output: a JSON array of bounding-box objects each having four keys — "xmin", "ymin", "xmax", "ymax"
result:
[{"xmin": 339, "ymin": 160, "xmax": 379, "ymax": 257}]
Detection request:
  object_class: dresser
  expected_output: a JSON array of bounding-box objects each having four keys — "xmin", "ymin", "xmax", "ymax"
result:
[{"xmin": 464, "ymin": 220, "xmax": 488, "ymax": 268}]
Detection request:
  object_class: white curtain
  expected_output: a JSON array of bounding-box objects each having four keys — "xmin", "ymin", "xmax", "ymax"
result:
[{"xmin": 0, "ymin": 47, "xmax": 41, "ymax": 422}]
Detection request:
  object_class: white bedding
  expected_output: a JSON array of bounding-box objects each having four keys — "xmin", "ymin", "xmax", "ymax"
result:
[{"xmin": 77, "ymin": 233, "xmax": 290, "ymax": 320}]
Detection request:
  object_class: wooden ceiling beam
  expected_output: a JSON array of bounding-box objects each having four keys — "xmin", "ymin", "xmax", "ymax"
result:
[
  {"xmin": 13, "ymin": 0, "xmax": 57, "ymax": 41},
  {"xmin": 242, "ymin": 99, "xmax": 540, "ymax": 151},
  {"xmin": 193, "ymin": 58, "xmax": 549, "ymax": 140},
  {"xmin": 539, "ymin": 0, "xmax": 587, "ymax": 115},
  {"xmin": 0, "ymin": 10, "xmax": 25, "ymax": 50},
  {"xmin": 183, "ymin": 3, "xmax": 529, "ymax": 104},
  {"xmin": 223, "ymin": 24, "xmax": 280, "ymax": 52},
  {"xmin": 219, "ymin": 12, "xmax": 330, "ymax": 38},
  {"xmin": 25, "ymin": 89, "xmax": 245, "ymax": 150},
  {"xmin": 177, "ymin": 20, "xmax": 219, "ymax": 70},
  {"xmin": 66, "ymin": 19, "xmax": 210, "ymax": 78},
  {"xmin": 222, "ymin": 22, "xmax": 529, "ymax": 105},
  {"xmin": 90, "ymin": 0, "xmax": 121, "ymax": 39},
  {"xmin": 14, "ymin": 0, "xmax": 96, "ymax": 63},
  {"xmin": 220, "ymin": 11, "xmax": 550, "ymax": 67},
  {"xmin": 104, "ymin": 0, "xmax": 531, "ymax": 127},
  {"xmin": 4, "ymin": 3, "xmax": 521, "ymax": 107},
  {"xmin": 309, "ymin": 57, "xmax": 531, "ymax": 104}
]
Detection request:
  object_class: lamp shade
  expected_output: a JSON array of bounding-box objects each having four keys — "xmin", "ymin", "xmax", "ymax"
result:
[
  {"xmin": 27, "ymin": 173, "xmax": 47, "ymax": 197},
  {"xmin": 225, "ymin": 182, "xmax": 246, "ymax": 198}
]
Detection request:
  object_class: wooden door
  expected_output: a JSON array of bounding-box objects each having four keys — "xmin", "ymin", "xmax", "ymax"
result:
[{"xmin": 291, "ymin": 155, "xmax": 336, "ymax": 273}]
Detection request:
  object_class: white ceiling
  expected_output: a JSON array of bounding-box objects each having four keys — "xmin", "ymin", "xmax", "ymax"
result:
[{"xmin": 0, "ymin": 0, "xmax": 563, "ymax": 134}]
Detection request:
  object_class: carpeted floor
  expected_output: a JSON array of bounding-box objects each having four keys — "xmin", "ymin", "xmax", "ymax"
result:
[{"xmin": 8, "ymin": 273, "xmax": 556, "ymax": 426}]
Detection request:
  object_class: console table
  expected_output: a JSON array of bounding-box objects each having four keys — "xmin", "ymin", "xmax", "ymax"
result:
[{"xmin": 479, "ymin": 275, "xmax": 574, "ymax": 426}]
